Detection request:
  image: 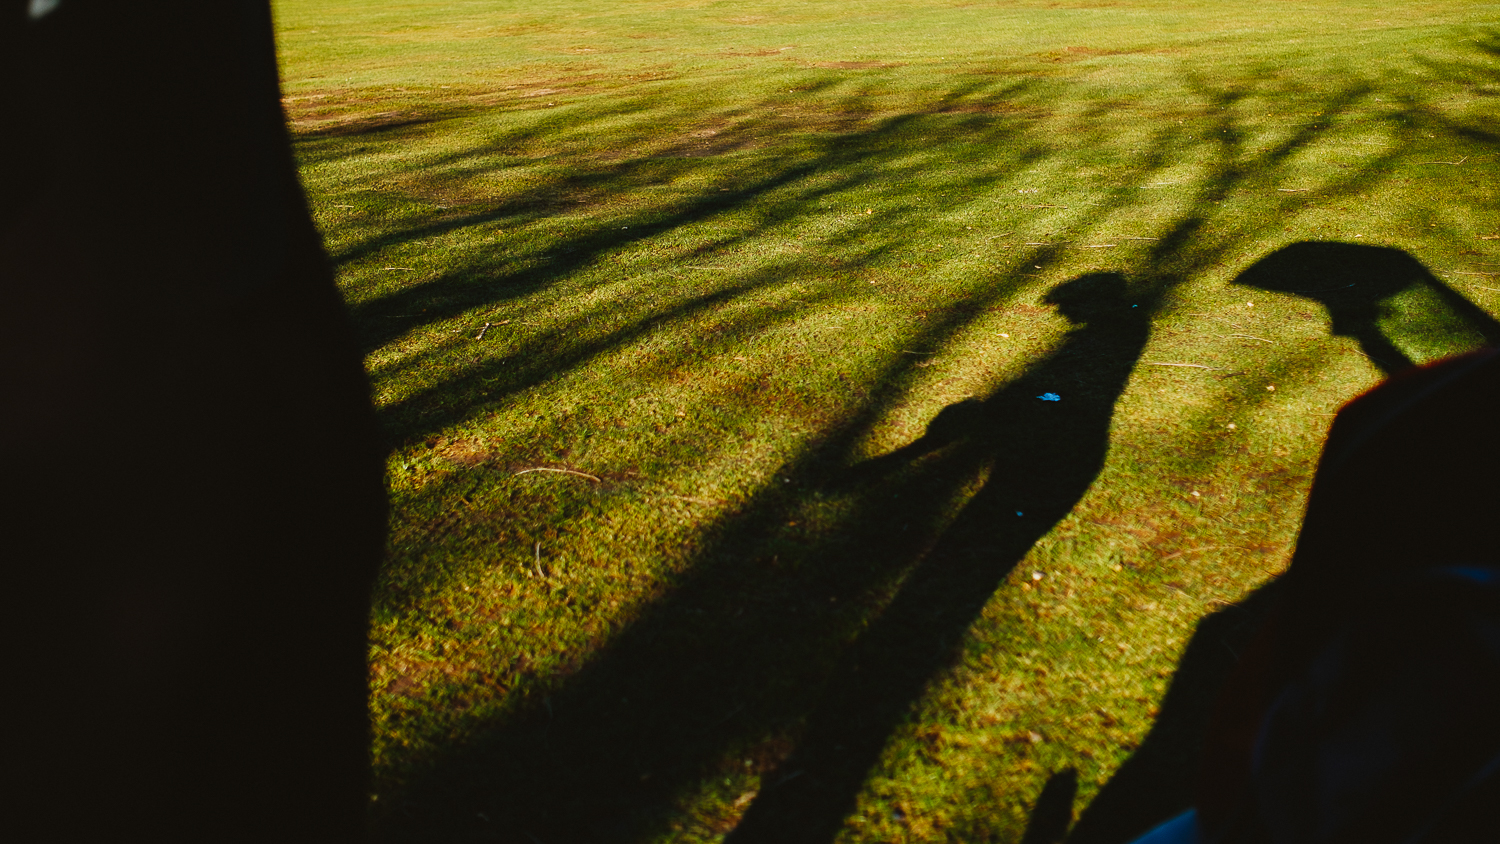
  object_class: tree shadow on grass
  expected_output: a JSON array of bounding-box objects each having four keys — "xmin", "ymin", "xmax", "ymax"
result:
[
  {"xmin": 1022, "ymin": 769, "xmax": 1081, "ymax": 844},
  {"xmin": 333, "ymin": 76, "xmax": 1037, "ymax": 359},
  {"xmin": 352, "ymin": 47, "xmax": 1500, "ymax": 844},
  {"xmin": 353, "ymin": 64, "xmax": 1421, "ymax": 461}
]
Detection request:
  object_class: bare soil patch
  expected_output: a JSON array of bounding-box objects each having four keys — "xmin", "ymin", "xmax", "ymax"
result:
[
  {"xmin": 810, "ymin": 60, "xmax": 905, "ymax": 70},
  {"xmin": 719, "ymin": 45, "xmax": 797, "ymax": 57}
]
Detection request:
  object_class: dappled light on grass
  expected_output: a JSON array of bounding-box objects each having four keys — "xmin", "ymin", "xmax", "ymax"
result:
[{"xmin": 277, "ymin": 3, "xmax": 1499, "ymax": 841}]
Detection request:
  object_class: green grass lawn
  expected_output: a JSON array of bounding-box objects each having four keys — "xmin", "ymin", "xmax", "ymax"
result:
[{"xmin": 273, "ymin": 2, "xmax": 1500, "ymax": 841}]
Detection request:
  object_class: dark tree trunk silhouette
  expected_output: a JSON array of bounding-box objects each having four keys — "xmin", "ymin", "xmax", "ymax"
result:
[{"xmin": 3, "ymin": 4, "xmax": 385, "ymax": 840}]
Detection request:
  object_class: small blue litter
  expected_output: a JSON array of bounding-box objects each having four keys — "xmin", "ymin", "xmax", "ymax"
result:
[
  {"xmin": 1038, "ymin": 392, "xmax": 1061, "ymax": 401},
  {"xmin": 1016, "ymin": 511, "xmax": 1023, "ymax": 517}
]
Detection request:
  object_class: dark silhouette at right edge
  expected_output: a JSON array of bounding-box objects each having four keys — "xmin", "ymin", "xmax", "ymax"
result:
[
  {"xmin": 1069, "ymin": 243, "xmax": 1500, "ymax": 844},
  {"xmin": 1188, "ymin": 346, "xmax": 1500, "ymax": 844}
]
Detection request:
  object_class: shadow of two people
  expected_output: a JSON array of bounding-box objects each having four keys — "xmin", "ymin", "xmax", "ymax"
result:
[
  {"xmin": 731, "ymin": 241, "xmax": 1497, "ymax": 844},
  {"xmin": 727, "ymin": 272, "xmax": 1158, "ymax": 844},
  {"xmin": 733, "ymin": 239, "xmax": 1500, "ymax": 844}
]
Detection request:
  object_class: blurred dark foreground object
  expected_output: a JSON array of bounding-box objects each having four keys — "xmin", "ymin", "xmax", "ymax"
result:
[
  {"xmin": 2, "ymin": 3, "xmax": 386, "ymax": 841},
  {"xmin": 1127, "ymin": 348, "xmax": 1500, "ymax": 844}
]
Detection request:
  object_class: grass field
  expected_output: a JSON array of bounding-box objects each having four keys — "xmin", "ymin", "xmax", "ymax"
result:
[{"xmin": 273, "ymin": 2, "xmax": 1500, "ymax": 841}]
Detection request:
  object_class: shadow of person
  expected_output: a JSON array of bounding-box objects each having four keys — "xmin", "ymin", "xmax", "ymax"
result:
[
  {"xmin": 726, "ymin": 273, "xmax": 1155, "ymax": 844},
  {"xmin": 1232, "ymin": 241, "xmax": 1500, "ymax": 374}
]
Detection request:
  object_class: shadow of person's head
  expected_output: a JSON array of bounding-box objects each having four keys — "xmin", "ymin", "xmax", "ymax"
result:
[{"xmin": 1043, "ymin": 272, "xmax": 1136, "ymax": 325}]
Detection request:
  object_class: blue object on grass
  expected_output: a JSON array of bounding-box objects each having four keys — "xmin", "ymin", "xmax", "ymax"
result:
[{"xmin": 1038, "ymin": 393, "xmax": 1061, "ymax": 401}]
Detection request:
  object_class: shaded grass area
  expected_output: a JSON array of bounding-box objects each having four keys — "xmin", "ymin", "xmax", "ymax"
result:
[{"xmin": 274, "ymin": 2, "xmax": 1500, "ymax": 842}]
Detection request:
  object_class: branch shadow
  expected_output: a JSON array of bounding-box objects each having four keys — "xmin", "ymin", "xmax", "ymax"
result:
[{"xmin": 336, "ymin": 76, "xmax": 1029, "ymax": 357}]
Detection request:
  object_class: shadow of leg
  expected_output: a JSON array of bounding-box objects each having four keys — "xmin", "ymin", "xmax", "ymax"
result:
[{"xmin": 1021, "ymin": 768, "xmax": 1080, "ymax": 844}]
